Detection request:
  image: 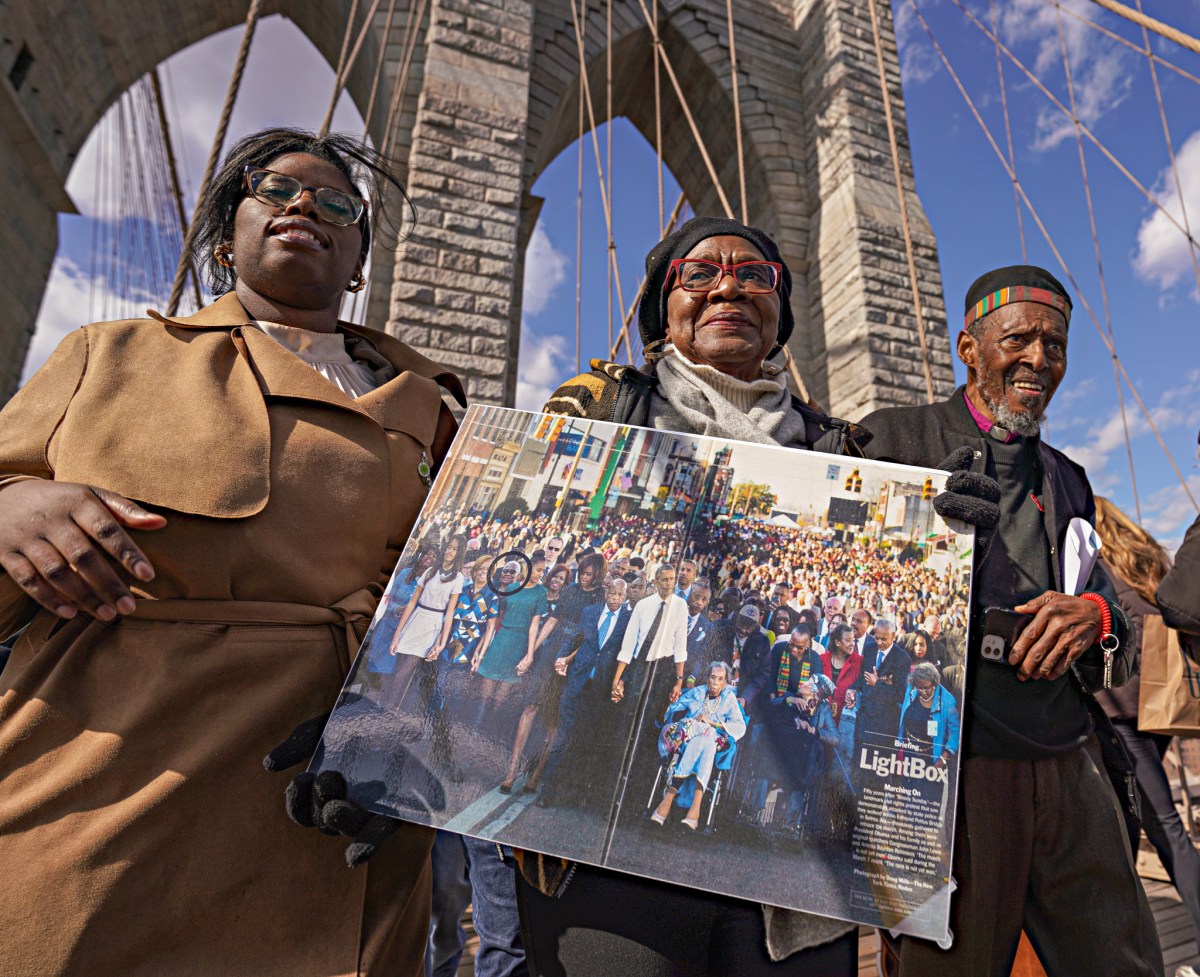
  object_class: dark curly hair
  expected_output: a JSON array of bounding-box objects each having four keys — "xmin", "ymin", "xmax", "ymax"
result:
[{"xmin": 191, "ymin": 127, "xmax": 414, "ymax": 295}]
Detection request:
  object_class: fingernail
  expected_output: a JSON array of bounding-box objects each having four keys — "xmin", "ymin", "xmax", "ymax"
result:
[
  {"xmin": 117, "ymin": 596, "xmax": 136, "ymax": 614},
  {"xmin": 96, "ymin": 605, "xmax": 116, "ymax": 622},
  {"xmin": 133, "ymin": 561, "xmax": 154, "ymax": 582},
  {"xmin": 56, "ymin": 605, "xmax": 76, "ymax": 619}
]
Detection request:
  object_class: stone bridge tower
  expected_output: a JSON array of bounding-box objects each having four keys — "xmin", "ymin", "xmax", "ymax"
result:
[{"xmin": 1, "ymin": 0, "xmax": 954, "ymax": 420}]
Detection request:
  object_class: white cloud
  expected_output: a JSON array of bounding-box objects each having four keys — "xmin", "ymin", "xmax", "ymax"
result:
[
  {"xmin": 894, "ymin": 1, "xmax": 939, "ymax": 87},
  {"xmin": 515, "ymin": 222, "xmax": 572, "ymax": 408},
  {"xmin": 1141, "ymin": 476, "xmax": 1200, "ymax": 552},
  {"xmin": 1058, "ymin": 369, "xmax": 1200, "ymax": 482},
  {"xmin": 997, "ymin": 0, "xmax": 1131, "ymax": 153},
  {"xmin": 1132, "ymin": 128, "xmax": 1200, "ymax": 296},
  {"xmin": 522, "ymin": 223, "xmax": 569, "ymax": 316},
  {"xmin": 22, "ymin": 257, "xmax": 157, "ymax": 385},
  {"xmin": 65, "ymin": 15, "xmax": 362, "ymax": 219},
  {"xmin": 515, "ymin": 325, "xmax": 570, "ymax": 411}
]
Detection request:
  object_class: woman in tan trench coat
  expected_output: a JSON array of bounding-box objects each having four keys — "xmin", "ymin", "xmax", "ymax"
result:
[{"xmin": 0, "ymin": 129, "xmax": 462, "ymax": 976}]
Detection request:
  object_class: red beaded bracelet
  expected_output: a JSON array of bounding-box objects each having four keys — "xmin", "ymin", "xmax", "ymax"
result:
[{"xmin": 1080, "ymin": 592, "xmax": 1120, "ymax": 653}]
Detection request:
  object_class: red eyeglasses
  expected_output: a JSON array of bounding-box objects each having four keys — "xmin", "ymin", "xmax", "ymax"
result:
[{"xmin": 664, "ymin": 259, "xmax": 783, "ymax": 294}]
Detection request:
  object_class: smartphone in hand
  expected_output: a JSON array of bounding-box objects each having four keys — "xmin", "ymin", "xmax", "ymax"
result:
[{"xmin": 980, "ymin": 607, "xmax": 1035, "ymax": 663}]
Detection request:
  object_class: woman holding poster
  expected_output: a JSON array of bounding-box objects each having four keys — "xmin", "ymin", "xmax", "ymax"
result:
[
  {"xmin": 0, "ymin": 128, "xmax": 461, "ymax": 976},
  {"xmin": 522, "ymin": 217, "xmax": 871, "ymax": 976}
]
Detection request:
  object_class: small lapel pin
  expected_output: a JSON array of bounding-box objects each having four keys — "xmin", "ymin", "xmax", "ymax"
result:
[{"xmin": 418, "ymin": 451, "xmax": 432, "ymax": 487}]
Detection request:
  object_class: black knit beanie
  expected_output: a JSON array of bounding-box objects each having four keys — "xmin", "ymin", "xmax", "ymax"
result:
[{"xmin": 637, "ymin": 216, "xmax": 795, "ymax": 348}]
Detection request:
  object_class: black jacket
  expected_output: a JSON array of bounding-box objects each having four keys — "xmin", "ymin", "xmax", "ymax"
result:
[
  {"xmin": 860, "ymin": 386, "xmax": 1140, "ymax": 828},
  {"xmin": 544, "ymin": 359, "xmax": 870, "ymax": 457},
  {"xmin": 860, "ymin": 385, "xmax": 1131, "ymax": 684},
  {"xmin": 1159, "ymin": 512, "xmax": 1200, "ymax": 636}
]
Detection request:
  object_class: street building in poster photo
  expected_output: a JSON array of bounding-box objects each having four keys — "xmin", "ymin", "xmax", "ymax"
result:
[{"xmin": 316, "ymin": 405, "xmax": 974, "ymax": 942}]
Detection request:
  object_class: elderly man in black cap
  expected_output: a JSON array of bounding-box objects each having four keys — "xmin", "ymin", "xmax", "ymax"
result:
[{"xmin": 860, "ymin": 265, "xmax": 1160, "ymax": 976}]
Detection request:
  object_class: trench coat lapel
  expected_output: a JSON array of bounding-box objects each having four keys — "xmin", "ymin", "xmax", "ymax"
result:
[
  {"xmin": 346, "ymin": 323, "xmax": 466, "ymax": 448},
  {"xmin": 153, "ymin": 294, "xmax": 466, "ymax": 450}
]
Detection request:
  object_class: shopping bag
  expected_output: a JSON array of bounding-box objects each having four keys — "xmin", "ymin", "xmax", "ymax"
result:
[{"xmin": 1138, "ymin": 616, "xmax": 1200, "ymax": 736}]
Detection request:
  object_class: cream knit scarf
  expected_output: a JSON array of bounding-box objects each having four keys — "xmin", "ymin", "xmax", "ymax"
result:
[{"xmin": 649, "ymin": 348, "xmax": 811, "ymax": 448}]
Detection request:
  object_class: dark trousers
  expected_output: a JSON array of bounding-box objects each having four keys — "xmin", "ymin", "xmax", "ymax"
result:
[
  {"xmin": 1113, "ymin": 721, "xmax": 1200, "ymax": 947},
  {"xmin": 897, "ymin": 737, "xmax": 1163, "ymax": 977},
  {"xmin": 516, "ymin": 863, "xmax": 857, "ymax": 977}
]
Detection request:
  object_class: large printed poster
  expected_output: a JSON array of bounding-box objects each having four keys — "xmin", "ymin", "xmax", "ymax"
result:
[{"xmin": 316, "ymin": 406, "xmax": 974, "ymax": 943}]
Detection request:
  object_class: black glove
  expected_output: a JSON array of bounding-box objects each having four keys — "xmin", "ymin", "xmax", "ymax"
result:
[
  {"xmin": 263, "ymin": 712, "xmax": 402, "ymax": 867},
  {"xmin": 932, "ymin": 446, "xmax": 1001, "ymax": 557}
]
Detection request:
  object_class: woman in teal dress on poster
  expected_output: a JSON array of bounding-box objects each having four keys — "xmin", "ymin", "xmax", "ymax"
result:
[{"xmin": 473, "ymin": 557, "xmax": 550, "ymax": 738}]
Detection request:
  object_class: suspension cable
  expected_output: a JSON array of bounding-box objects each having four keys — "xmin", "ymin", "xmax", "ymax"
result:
[
  {"xmin": 989, "ymin": 0, "xmax": 1025, "ymax": 261},
  {"xmin": 321, "ymin": 0, "xmax": 384, "ymax": 137},
  {"xmin": 149, "ymin": 69, "xmax": 201, "ymax": 311},
  {"xmin": 568, "ymin": 0, "xmax": 630, "ymax": 341},
  {"xmin": 606, "ymin": 0, "xmax": 614, "ymax": 356},
  {"xmin": 725, "ymin": 0, "xmax": 748, "ymax": 224},
  {"xmin": 951, "ymin": 0, "xmax": 1200, "ymax": 255},
  {"xmin": 631, "ymin": 0, "xmax": 734, "ymax": 218},
  {"xmin": 1134, "ymin": 0, "xmax": 1200, "ymax": 300},
  {"xmin": 359, "ymin": 0, "xmax": 400, "ymax": 141},
  {"xmin": 1085, "ymin": 0, "xmax": 1200, "ymax": 56},
  {"xmin": 321, "ymin": 0, "xmax": 361, "ymax": 136},
  {"xmin": 1043, "ymin": 0, "xmax": 1200, "ymax": 88},
  {"xmin": 576, "ymin": 0, "xmax": 585, "ymax": 376},
  {"xmin": 609, "ymin": 189, "xmax": 686, "ymax": 363},
  {"xmin": 866, "ymin": 0, "xmax": 936, "ymax": 403},
  {"xmin": 653, "ymin": 0, "xmax": 664, "ymax": 234},
  {"xmin": 1053, "ymin": 4, "xmax": 1141, "ymax": 521},
  {"xmin": 905, "ymin": 0, "xmax": 1199, "ymax": 512},
  {"xmin": 167, "ymin": 0, "xmax": 264, "ymax": 316},
  {"xmin": 381, "ymin": 0, "xmax": 428, "ymax": 160}
]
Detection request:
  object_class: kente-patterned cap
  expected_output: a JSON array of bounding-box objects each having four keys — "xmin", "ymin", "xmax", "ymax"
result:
[{"xmin": 963, "ymin": 264, "xmax": 1072, "ymax": 328}]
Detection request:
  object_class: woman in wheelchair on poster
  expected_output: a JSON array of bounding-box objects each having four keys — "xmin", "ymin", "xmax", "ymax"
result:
[{"xmin": 651, "ymin": 660, "xmax": 747, "ymax": 829}]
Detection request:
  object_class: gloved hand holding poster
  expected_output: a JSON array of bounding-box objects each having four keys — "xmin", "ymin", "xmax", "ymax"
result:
[{"xmin": 313, "ymin": 406, "xmax": 975, "ymax": 944}]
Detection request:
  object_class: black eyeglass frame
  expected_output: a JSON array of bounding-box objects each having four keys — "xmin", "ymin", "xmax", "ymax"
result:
[{"xmin": 242, "ymin": 165, "xmax": 368, "ymax": 226}]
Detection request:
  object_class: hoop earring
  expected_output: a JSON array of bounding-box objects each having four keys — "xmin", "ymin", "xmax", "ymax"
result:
[
  {"xmin": 643, "ymin": 338, "xmax": 672, "ymax": 362},
  {"xmin": 761, "ymin": 342, "xmax": 788, "ymax": 378},
  {"xmin": 347, "ymin": 272, "xmax": 367, "ymax": 293},
  {"xmin": 214, "ymin": 243, "xmax": 235, "ymax": 269}
]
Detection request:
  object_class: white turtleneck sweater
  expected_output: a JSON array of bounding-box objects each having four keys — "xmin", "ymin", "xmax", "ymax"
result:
[
  {"xmin": 255, "ymin": 321, "xmax": 380, "ymax": 398},
  {"xmin": 649, "ymin": 348, "xmax": 812, "ymax": 448}
]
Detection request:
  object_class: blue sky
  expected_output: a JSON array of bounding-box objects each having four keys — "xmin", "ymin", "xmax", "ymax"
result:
[{"xmin": 28, "ymin": 2, "xmax": 1200, "ymax": 547}]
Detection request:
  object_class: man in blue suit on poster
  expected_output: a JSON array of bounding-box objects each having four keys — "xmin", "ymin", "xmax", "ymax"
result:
[{"xmin": 536, "ymin": 579, "xmax": 631, "ymax": 807}]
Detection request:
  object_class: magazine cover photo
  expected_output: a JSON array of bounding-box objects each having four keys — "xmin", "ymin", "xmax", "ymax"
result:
[{"xmin": 316, "ymin": 405, "xmax": 974, "ymax": 941}]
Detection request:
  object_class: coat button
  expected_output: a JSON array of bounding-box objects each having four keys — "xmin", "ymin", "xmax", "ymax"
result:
[{"xmin": 973, "ymin": 450, "xmax": 982, "ymax": 459}]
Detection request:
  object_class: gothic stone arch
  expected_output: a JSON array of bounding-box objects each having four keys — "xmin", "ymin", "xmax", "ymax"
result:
[
  {"xmin": 2, "ymin": 0, "xmax": 955, "ymax": 420},
  {"xmin": 0, "ymin": 0, "xmax": 420, "ymax": 396},
  {"xmin": 389, "ymin": 0, "xmax": 955, "ymax": 418}
]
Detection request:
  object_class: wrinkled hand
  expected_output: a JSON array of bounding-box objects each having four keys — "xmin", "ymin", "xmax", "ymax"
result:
[
  {"xmin": 933, "ymin": 447, "xmax": 1001, "ymax": 554},
  {"xmin": 263, "ymin": 712, "xmax": 401, "ymax": 867},
  {"xmin": 0, "ymin": 480, "xmax": 166, "ymax": 620},
  {"xmin": 1010, "ymin": 591, "xmax": 1102, "ymax": 682}
]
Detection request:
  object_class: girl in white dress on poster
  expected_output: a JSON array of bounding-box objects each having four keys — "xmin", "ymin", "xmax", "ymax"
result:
[{"xmin": 386, "ymin": 535, "xmax": 467, "ymax": 705}]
